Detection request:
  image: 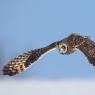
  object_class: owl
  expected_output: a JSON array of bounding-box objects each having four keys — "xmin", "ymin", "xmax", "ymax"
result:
[{"xmin": 2, "ymin": 33, "xmax": 95, "ymax": 76}]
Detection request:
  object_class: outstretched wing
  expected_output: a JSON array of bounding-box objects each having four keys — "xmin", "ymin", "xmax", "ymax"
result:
[
  {"xmin": 67, "ymin": 33, "xmax": 95, "ymax": 65},
  {"xmin": 2, "ymin": 42, "xmax": 56, "ymax": 76},
  {"xmin": 78, "ymin": 37, "xmax": 95, "ymax": 66}
]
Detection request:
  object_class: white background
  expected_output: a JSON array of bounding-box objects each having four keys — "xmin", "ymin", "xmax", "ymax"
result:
[{"xmin": 0, "ymin": 80, "xmax": 95, "ymax": 95}]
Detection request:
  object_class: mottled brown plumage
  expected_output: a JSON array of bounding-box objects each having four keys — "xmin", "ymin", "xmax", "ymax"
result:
[
  {"xmin": 3, "ymin": 42, "xmax": 57, "ymax": 76},
  {"xmin": 78, "ymin": 37, "xmax": 95, "ymax": 65},
  {"xmin": 57, "ymin": 33, "xmax": 95, "ymax": 65},
  {"xmin": 3, "ymin": 33, "xmax": 95, "ymax": 76}
]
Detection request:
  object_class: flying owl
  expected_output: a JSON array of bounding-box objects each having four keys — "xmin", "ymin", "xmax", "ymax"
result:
[{"xmin": 2, "ymin": 33, "xmax": 95, "ymax": 76}]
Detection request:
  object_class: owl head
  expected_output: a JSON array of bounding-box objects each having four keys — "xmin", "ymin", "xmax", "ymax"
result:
[
  {"xmin": 56, "ymin": 40, "xmax": 76, "ymax": 55},
  {"xmin": 56, "ymin": 33, "xmax": 85, "ymax": 55}
]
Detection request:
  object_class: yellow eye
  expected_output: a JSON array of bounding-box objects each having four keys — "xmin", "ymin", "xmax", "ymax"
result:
[{"xmin": 61, "ymin": 45, "xmax": 66, "ymax": 49}]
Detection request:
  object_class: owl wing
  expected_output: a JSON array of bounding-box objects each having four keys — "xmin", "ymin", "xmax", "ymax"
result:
[
  {"xmin": 2, "ymin": 42, "xmax": 57, "ymax": 76},
  {"xmin": 3, "ymin": 51, "xmax": 32, "ymax": 76},
  {"xmin": 77, "ymin": 37, "xmax": 95, "ymax": 66},
  {"xmin": 3, "ymin": 49, "xmax": 46, "ymax": 76}
]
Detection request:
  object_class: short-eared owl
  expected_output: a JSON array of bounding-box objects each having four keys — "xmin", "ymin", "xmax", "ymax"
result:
[{"xmin": 2, "ymin": 33, "xmax": 95, "ymax": 76}]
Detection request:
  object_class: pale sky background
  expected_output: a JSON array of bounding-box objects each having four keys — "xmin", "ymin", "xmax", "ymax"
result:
[{"xmin": 0, "ymin": 0, "xmax": 95, "ymax": 80}]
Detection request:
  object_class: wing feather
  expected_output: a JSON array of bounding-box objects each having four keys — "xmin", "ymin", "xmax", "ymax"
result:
[
  {"xmin": 2, "ymin": 42, "xmax": 56, "ymax": 76},
  {"xmin": 78, "ymin": 37, "xmax": 95, "ymax": 65}
]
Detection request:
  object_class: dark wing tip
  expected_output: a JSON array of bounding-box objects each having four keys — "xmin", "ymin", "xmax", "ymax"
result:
[
  {"xmin": 2, "ymin": 70, "xmax": 17, "ymax": 76},
  {"xmin": 87, "ymin": 57, "xmax": 95, "ymax": 66},
  {"xmin": 2, "ymin": 65, "xmax": 19, "ymax": 76},
  {"xmin": 2, "ymin": 52, "xmax": 32, "ymax": 76}
]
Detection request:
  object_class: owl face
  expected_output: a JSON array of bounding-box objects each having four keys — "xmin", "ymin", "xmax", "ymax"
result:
[
  {"xmin": 57, "ymin": 43, "xmax": 67, "ymax": 54},
  {"xmin": 57, "ymin": 40, "xmax": 76, "ymax": 55}
]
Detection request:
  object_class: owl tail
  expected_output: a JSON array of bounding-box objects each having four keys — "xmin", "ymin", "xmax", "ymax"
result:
[{"xmin": 2, "ymin": 42, "xmax": 57, "ymax": 76}]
